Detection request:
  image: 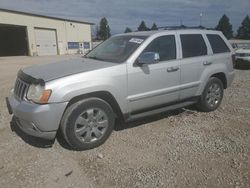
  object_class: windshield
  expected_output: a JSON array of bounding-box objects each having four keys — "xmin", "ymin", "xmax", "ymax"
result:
[{"xmin": 85, "ymin": 35, "xmax": 147, "ymax": 63}]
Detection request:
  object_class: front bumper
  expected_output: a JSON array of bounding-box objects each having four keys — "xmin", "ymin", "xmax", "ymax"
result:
[
  {"xmin": 236, "ymin": 57, "xmax": 250, "ymax": 62},
  {"xmin": 7, "ymin": 92, "xmax": 68, "ymax": 140}
]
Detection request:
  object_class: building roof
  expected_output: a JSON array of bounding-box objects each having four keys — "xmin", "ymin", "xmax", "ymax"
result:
[{"xmin": 0, "ymin": 8, "xmax": 94, "ymax": 25}]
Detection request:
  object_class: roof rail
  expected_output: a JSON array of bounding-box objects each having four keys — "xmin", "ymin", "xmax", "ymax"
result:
[{"xmin": 157, "ymin": 25, "xmax": 213, "ymax": 30}]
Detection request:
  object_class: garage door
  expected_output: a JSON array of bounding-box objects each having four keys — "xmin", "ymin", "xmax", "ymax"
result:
[
  {"xmin": 0, "ymin": 25, "xmax": 29, "ymax": 56},
  {"xmin": 35, "ymin": 29, "xmax": 57, "ymax": 56}
]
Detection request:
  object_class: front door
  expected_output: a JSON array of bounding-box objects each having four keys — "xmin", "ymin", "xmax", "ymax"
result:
[{"xmin": 127, "ymin": 35, "xmax": 181, "ymax": 113}]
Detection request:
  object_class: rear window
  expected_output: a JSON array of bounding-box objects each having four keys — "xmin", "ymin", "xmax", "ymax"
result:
[
  {"xmin": 207, "ymin": 34, "xmax": 230, "ymax": 54},
  {"xmin": 181, "ymin": 34, "xmax": 207, "ymax": 58}
]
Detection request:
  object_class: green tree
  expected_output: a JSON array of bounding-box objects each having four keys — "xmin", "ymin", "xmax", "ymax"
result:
[
  {"xmin": 138, "ymin": 21, "xmax": 149, "ymax": 31},
  {"xmin": 180, "ymin": 25, "xmax": 187, "ymax": 29},
  {"xmin": 97, "ymin": 17, "xmax": 111, "ymax": 40},
  {"xmin": 237, "ymin": 15, "xmax": 250, "ymax": 39},
  {"xmin": 215, "ymin": 14, "xmax": 233, "ymax": 39},
  {"xmin": 95, "ymin": 25, "xmax": 99, "ymax": 39},
  {"xmin": 151, "ymin": 23, "xmax": 158, "ymax": 30},
  {"xmin": 124, "ymin": 27, "xmax": 132, "ymax": 33}
]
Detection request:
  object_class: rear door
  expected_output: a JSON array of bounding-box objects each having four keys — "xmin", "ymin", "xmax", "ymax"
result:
[
  {"xmin": 178, "ymin": 32, "xmax": 210, "ymax": 100},
  {"xmin": 127, "ymin": 34, "xmax": 181, "ymax": 113}
]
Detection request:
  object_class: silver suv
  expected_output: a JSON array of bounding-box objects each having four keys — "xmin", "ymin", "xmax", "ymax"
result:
[{"xmin": 6, "ymin": 29, "xmax": 235, "ymax": 150}]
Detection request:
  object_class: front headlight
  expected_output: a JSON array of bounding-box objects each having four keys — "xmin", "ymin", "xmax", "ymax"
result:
[{"xmin": 26, "ymin": 84, "xmax": 52, "ymax": 104}]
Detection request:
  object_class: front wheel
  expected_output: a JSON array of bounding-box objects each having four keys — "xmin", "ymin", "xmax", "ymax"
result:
[
  {"xmin": 196, "ymin": 77, "xmax": 224, "ymax": 112},
  {"xmin": 60, "ymin": 98, "xmax": 115, "ymax": 150}
]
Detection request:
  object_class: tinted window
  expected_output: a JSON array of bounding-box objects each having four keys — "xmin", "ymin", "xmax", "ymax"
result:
[
  {"xmin": 143, "ymin": 35, "xmax": 176, "ymax": 61},
  {"xmin": 181, "ymin": 34, "xmax": 207, "ymax": 58},
  {"xmin": 207, "ymin": 34, "xmax": 230, "ymax": 54}
]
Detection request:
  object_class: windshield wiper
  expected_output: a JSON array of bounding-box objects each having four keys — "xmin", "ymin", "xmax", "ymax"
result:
[
  {"xmin": 85, "ymin": 56, "xmax": 117, "ymax": 63},
  {"xmin": 86, "ymin": 56, "xmax": 104, "ymax": 61}
]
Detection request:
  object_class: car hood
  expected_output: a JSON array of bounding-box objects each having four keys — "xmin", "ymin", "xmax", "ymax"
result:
[
  {"xmin": 21, "ymin": 58, "xmax": 117, "ymax": 82},
  {"xmin": 235, "ymin": 49, "xmax": 250, "ymax": 53}
]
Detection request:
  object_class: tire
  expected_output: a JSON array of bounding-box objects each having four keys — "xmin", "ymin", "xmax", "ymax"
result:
[
  {"xmin": 234, "ymin": 62, "xmax": 239, "ymax": 69},
  {"xmin": 60, "ymin": 98, "xmax": 115, "ymax": 150},
  {"xmin": 196, "ymin": 77, "xmax": 224, "ymax": 112}
]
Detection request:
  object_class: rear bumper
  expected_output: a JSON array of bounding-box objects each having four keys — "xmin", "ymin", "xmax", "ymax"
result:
[{"xmin": 7, "ymin": 91, "xmax": 68, "ymax": 140}]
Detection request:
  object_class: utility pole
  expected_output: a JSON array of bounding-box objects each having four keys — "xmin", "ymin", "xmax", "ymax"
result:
[
  {"xmin": 180, "ymin": 18, "xmax": 183, "ymax": 26},
  {"xmin": 200, "ymin": 13, "xmax": 203, "ymax": 26}
]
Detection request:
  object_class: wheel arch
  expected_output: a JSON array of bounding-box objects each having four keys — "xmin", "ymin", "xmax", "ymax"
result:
[
  {"xmin": 65, "ymin": 91, "xmax": 125, "ymax": 121},
  {"xmin": 210, "ymin": 72, "xmax": 227, "ymax": 89},
  {"xmin": 196, "ymin": 70, "xmax": 228, "ymax": 96}
]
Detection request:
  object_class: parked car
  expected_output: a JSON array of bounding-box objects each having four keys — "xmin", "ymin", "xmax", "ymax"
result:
[
  {"xmin": 6, "ymin": 29, "xmax": 235, "ymax": 150},
  {"xmin": 235, "ymin": 45, "xmax": 250, "ymax": 64}
]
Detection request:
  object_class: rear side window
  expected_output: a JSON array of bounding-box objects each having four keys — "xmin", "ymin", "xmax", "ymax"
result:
[
  {"xmin": 143, "ymin": 35, "xmax": 176, "ymax": 61},
  {"xmin": 181, "ymin": 34, "xmax": 207, "ymax": 58},
  {"xmin": 207, "ymin": 34, "xmax": 230, "ymax": 54}
]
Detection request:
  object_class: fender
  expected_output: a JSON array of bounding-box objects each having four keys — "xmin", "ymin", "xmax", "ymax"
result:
[
  {"xmin": 46, "ymin": 64, "xmax": 128, "ymax": 115},
  {"xmin": 196, "ymin": 62, "xmax": 228, "ymax": 96}
]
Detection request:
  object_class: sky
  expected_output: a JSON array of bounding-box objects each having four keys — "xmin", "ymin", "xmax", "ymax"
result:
[{"xmin": 0, "ymin": 0, "xmax": 249, "ymax": 35}]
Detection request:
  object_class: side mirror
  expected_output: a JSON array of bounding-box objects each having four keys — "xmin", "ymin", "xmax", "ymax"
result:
[{"xmin": 137, "ymin": 52, "xmax": 160, "ymax": 65}]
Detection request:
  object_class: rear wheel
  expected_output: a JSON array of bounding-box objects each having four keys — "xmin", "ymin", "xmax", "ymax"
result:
[
  {"xmin": 196, "ymin": 77, "xmax": 224, "ymax": 112},
  {"xmin": 61, "ymin": 98, "xmax": 115, "ymax": 150}
]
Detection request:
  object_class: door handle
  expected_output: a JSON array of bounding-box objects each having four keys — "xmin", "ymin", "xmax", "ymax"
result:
[
  {"xmin": 203, "ymin": 61, "xmax": 212, "ymax": 66},
  {"xmin": 167, "ymin": 66, "xmax": 179, "ymax": 72}
]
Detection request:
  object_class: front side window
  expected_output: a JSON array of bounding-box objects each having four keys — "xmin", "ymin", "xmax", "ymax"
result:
[
  {"xmin": 181, "ymin": 34, "xmax": 207, "ymax": 58},
  {"xmin": 207, "ymin": 34, "xmax": 230, "ymax": 54},
  {"xmin": 143, "ymin": 35, "xmax": 176, "ymax": 61},
  {"xmin": 85, "ymin": 35, "xmax": 147, "ymax": 63}
]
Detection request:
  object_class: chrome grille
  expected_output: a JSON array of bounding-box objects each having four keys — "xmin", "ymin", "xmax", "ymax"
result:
[{"xmin": 14, "ymin": 78, "xmax": 29, "ymax": 100}]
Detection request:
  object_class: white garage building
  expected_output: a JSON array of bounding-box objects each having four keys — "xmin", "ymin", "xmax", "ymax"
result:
[{"xmin": 0, "ymin": 8, "xmax": 93, "ymax": 56}]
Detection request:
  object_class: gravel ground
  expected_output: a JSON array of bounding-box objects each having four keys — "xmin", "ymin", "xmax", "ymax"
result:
[{"xmin": 0, "ymin": 56, "xmax": 249, "ymax": 188}]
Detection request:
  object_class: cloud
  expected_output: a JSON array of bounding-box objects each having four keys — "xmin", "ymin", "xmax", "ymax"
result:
[{"xmin": 0, "ymin": 0, "xmax": 249, "ymax": 34}]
